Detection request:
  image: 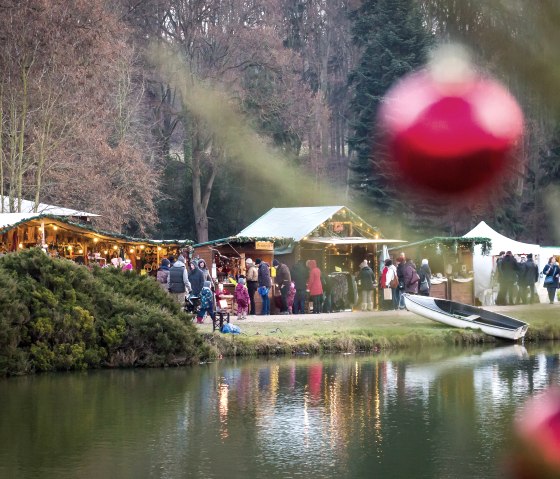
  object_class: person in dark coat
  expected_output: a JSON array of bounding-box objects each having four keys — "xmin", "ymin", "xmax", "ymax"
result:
[
  {"xmin": 188, "ymin": 260, "xmax": 205, "ymax": 296},
  {"xmin": 516, "ymin": 255, "xmax": 529, "ymax": 304},
  {"xmin": 403, "ymin": 258, "xmax": 419, "ymax": 294},
  {"xmin": 499, "ymin": 251, "xmax": 518, "ymax": 305},
  {"xmin": 495, "ymin": 251, "xmax": 506, "ymax": 305},
  {"xmin": 167, "ymin": 255, "xmax": 191, "ymax": 303},
  {"xmin": 273, "ymin": 259, "xmax": 291, "ymax": 314},
  {"xmin": 255, "ymin": 258, "xmax": 271, "ymax": 315},
  {"xmin": 322, "ymin": 274, "xmax": 335, "ymax": 313},
  {"xmin": 291, "ymin": 259, "xmax": 309, "ymax": 314},
  {"xmin": 542, "ymin": 256, "xmax": 560, "ymax": 304},
  {"xmin": 418, "ymin": 259, "xmax": 432, "ymax": 296},
  {"xmin": 395, "ymin": 253, "xmax": 406, "ymax": 308},
  {"xmin": 523, "ymin": 253, "xmax": 539, "ymax": 304},
  {"xmin": 197, "ymin": 259, "xmax": 212, "ymax": 284},
  {"xmin": 156, "ymin": 258, "xmax": 171, "ymax": 291},
  {"xmin": 358, "ymin": 260, "xmax": 375, "ymax": 311}
]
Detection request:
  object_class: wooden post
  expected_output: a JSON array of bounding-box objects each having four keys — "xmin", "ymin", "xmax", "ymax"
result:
[
  {"xmin": 240, "ymin": 252, "xmax": 246, "ymax": 275},
  {"xmin": 373, "ymin": 243, "xmax": 378, "ymax": 310}
]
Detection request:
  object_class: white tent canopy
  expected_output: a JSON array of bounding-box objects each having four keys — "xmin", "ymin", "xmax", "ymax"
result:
[
  {"xmin": 462, "ymin": 221, "xmax": 541, "ymax": 304},
  {"xmin": 463, "ymin": 221, "xmax": 540, "ymax": 256}
]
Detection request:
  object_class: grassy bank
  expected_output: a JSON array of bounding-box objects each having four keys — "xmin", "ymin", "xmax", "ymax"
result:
[{"xmin": 197, "ymin": 304, "xmax": 560, "ymax": 358}]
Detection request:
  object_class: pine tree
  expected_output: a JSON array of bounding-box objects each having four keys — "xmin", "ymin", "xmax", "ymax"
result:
[{"xmin": 347, "ymin": 0, "xmax": 433, "ymax": 214}]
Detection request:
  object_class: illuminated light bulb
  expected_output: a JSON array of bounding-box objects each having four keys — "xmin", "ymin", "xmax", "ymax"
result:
[
  {"xmin": 103, "ymin": 250, "xmax": 108, "ymax": 255},
  {"xmin": 113, "ymin": 245, "xmax": 118, "ymax": 250},
  {"xmin": 129, "ymin": 248, "xmax": 134, "ymax": 253},
  {"xmin": 93, "ymin": 238, "xmax": 98, "ymax": 243},
  {"xmin": 157, "ymin": 246, "xmax": 162, "ymax": 251},
  {"xmin": 18, "ymin": 243, "xmax": 23, "ymax": 249},
  {"xmin": 53, "ymin": 225, "xmax": 58, "ymax": 231},
  {"xmin": 78, "ymin": 249, "xmax": 83, "ymax": 254},
  {"xmin": 140, "ymin": 245, "xmax": 145, "ymax": 250}
]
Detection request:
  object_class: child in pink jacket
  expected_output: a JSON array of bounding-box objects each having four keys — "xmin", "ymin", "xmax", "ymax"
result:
[{"xmin": 234, "ymin": 277, "xmax": 250, "ymax": 320}]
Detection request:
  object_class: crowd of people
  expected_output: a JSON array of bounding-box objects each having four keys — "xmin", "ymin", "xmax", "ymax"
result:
[
  {"xmin": 154, "ymin": 254, "xmax": 385, "ymax": 320},
  {"xmin": 378, "ymin": 253, "xmax": 432, "ymax": 310},
  {"xmin": 494, "ymin": 251, "xmax": 559, "ymax": 305},
  {"xmin": 152, "ymin": 251, "xmax": 559, "ymax": 323}
]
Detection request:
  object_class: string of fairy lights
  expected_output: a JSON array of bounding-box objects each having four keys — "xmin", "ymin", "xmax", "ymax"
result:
[{"xmin": 3, "ymin": 219, "xmax": 189, "ymax": 270}]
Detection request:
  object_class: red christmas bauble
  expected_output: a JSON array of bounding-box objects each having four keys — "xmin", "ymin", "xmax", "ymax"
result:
[{"xmin": 379, "ymin": 67, "xmax": 524, "ymax": 195}]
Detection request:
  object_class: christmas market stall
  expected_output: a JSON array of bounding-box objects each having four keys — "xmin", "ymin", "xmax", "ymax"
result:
[
  {"xmin": 0, "ymin": 213, "xmax": 192, "ymax": 274},
  {"xmin": 389, "ymin": 236, "xmax": 492, "ymax": 305},
  {"xmin": 237, "ymin": 206, "xmax": 406, "ymax": 311},
  {"xmin": 192, "ymin": 236, "xmax": 288, "ymax": 313}
]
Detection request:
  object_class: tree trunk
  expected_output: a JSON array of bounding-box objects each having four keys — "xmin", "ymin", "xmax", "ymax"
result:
[
  {"xmin": 191, "ymin": 140, "xmax": 217, "ymax": 243},
  {"xmin": 16, "ymin": 65, "xmax": 29, "ymax": 212},
  {"xmin": 0, "ymin": 85, "xmax": 3, "ymax": 212}
]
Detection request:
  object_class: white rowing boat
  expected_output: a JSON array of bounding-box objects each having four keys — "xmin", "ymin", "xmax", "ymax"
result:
[{"xmin": 402, "ymin": 293, "xmax": 529, "ymax": 341}]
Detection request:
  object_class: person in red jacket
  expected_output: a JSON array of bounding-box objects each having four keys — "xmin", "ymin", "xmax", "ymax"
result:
[{"xmin": 306, "ymin": 259, "xmax": 323, "ymax": 314}]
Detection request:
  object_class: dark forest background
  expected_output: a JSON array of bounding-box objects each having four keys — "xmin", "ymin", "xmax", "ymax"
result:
[{"xmin": 1, "ymin": 0, "xmax": 558, "ymax": 244}]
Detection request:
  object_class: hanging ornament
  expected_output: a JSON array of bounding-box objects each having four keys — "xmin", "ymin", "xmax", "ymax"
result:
[{"xmin": 378, "ymin": 44, "xmax": 524, "ymax": 198}]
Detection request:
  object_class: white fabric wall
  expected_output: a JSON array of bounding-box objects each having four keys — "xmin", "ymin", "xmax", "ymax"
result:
[{"xmin": 463, "ymin": 221, "xmax": 542, "ymax": 305}]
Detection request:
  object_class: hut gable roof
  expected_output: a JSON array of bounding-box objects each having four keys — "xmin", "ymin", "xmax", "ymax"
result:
[{"xmin": 237, "ymin": 206, "xmax": 379, "ymax": 241}]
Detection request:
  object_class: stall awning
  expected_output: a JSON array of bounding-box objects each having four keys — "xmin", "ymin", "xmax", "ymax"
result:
[{"xmin": 304, "ymin": 237, "xmax": 407, "ymax": 245}]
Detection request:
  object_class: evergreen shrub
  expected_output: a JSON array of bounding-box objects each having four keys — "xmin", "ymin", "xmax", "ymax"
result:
[{"xmin": 0, "ymin": 249, "xmax": 208, "ymax": 376}]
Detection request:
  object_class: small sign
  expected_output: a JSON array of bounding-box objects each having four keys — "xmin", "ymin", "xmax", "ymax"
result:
[{"xmin": 255, "ymin": 241, "xmax": 273, "ymax": 250}]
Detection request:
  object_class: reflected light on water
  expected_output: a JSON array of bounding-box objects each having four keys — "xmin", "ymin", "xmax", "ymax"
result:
[
  {"xmin": 218, "ymin": 381, "xmax": 229, "ymax": 440},
  {"xmin": 374, "ymin": 361, "xmax": 382, "ymax": 448},
  {"xmin": 3, "ymin": 345, "xmax": 560, "ymax": 479}
]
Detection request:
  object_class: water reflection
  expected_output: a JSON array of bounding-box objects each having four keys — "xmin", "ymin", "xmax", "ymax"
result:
[{"xmin": 1, "ymin": 344, "xmax": 560, "ymax": 479}]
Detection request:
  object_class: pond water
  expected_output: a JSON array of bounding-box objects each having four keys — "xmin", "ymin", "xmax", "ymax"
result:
[{"xmin": 1, "ymin": 344, "xmax": 559, "ymax": 479}]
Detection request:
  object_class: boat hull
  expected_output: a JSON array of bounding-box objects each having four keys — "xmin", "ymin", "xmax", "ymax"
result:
[{"xmin": 403, "ymin": 294, "xmax": 528, "ymax": 341}]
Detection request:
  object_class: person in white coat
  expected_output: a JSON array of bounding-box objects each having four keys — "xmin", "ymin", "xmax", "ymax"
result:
[{"xmin": 383, "ymin": 259, "xmax": 399, "ymax": 310}]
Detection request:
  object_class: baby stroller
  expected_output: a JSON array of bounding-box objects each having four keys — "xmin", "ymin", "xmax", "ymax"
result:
[{"xmin": 184, "ymin": 294, "xmax": 201, "ymax": 315}]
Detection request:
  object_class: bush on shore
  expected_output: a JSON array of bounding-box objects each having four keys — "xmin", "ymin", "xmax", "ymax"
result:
[{"xmin": 0, "ymin": 249, "xmax": 208, "ymax": 376}]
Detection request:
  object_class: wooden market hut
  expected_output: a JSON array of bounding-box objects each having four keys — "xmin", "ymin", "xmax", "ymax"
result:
[
  {"xmin": 232, "ymin": 206, "xmax": 406, "ymax": 311},
  {"xmin": 0, "ymin": 213, "xmax": 192, "ymax": 274},
  {"xmin": 236, "ymin": 206, "xmax": 406, "ymax": 273},
  {"xmin": 389, "ymin": 236, "xmax": 492, "ymax": 305},
  {"xmin": 193, "ymin": 236, "xmax": 291, "ymax": 280}
]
